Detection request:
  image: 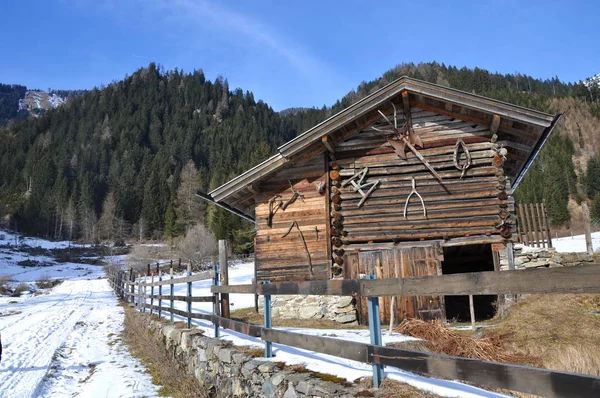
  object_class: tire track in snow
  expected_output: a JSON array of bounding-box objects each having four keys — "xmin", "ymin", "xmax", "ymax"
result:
[{"xmin": 0, "ymin": 281, "xmax": 93, "ymax": 398}]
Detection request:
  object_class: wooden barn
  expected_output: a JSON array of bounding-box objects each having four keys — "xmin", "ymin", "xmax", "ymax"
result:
[{"xmin": 205, "ymin": 77, "xmax": 561, "ymax": 324}]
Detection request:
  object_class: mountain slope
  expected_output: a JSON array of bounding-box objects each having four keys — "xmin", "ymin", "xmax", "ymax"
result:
[{"xmin": 1, "ymin": 62, "xmax": 599, "ymax": 246}]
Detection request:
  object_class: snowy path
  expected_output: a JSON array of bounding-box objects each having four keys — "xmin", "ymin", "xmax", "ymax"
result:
[{"xmin": 0, "ymin": 279, "xmax": 160, "ymax": 398}]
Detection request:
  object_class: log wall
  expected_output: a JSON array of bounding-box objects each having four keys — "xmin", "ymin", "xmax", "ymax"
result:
[
  {"xmin": 330, "ymin": 108, "xmax": 514, "ymax": 265},
  {"xmin": 254, "ymin": 155, "xmax": 330, "ymax": 281}
]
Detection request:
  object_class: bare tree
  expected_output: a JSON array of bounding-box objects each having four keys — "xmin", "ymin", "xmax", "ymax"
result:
[
  {"xmin": 98, "ymin": 192, "xmax": 118, "ymax": 242},
  {"xmin": 176, "ymin": 160, "xmax": 205, "ymax": 229},
  {"xmin": 176, "ymin": 223, "xmax": 217, "ymax": 268}
]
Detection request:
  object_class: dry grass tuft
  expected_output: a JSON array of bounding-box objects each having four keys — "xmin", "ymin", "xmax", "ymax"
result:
[
  {"xmin": 35, "ymin": 274, "xmax": 61, "ymax": 289},
  {"xmin": 490, "ymin": 294, "xmax": 600, "ymax": 376},
  {"xmin": 0, "ymin": 275, "xmax": 11, "ymax": 295},
  {"xmin": 395, "ymin": 319, "xmax": 537, "ymax": 365},
  {"xmin": 122, "ymin": 306, "xmax": 208, "ymax": 398},
  {"xmin": 354, "ymin": 377, "xmax": 442, "ymax": 397},
  {"xmin": 12, "ymin": 283, "xmax": 30, "ymax": 297}
]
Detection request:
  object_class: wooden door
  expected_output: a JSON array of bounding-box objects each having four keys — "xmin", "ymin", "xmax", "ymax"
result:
[{"xmin": 345, "ymin": 244, "xmax": 445, "ymax": 325}]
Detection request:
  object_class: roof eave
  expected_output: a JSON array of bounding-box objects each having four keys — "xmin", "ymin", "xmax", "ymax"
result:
[{"xmin": 210, "ymin": 76, "xmax": 557, "ymax": 205}]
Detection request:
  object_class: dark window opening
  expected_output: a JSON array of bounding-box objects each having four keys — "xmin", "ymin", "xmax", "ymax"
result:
[{"xmin": 442, "ymin": 244, "xmax": 496, "ymax": 322}]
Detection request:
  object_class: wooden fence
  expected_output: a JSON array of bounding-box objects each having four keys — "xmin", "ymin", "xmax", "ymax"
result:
[
  {"xmin": 107, "ymin": 241, "xmax": 600, "ymax": 398},
  {"xmin": 517, "ymin": 201, "xmax": 552, "ymax": 248}
]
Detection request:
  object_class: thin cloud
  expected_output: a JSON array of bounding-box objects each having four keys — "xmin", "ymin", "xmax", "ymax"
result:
[
  {"xmin": 152, "ymin": 0, "xmax": 331, "ymax": 78},
  {"xmin": 132, "ymin": 54, "xmax": 153, "ymax": 60}
]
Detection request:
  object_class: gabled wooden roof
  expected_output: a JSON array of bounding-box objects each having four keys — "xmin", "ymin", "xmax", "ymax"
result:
[{"xmin": 209, "ymin": 76, "xmax": 561, "ymax": 215}]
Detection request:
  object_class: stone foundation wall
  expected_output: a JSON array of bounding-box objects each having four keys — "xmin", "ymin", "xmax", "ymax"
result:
[
  {"xmin": 257, "ymin": 295, "xmax": 357, "ymax": 325},
  {"xmin": 142, "ymin": 317, "xmax": 358, "ymax": 397},
  {"xmin": 499, "ymin": 245, "xmax": 595, "ymax": 271}
]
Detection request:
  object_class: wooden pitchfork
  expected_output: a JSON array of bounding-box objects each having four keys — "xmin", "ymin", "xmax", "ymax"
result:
[
  {"xmin": 372, "ymin": 103, "xmax": 444, "ymax": 184},
  {"xmin": 403, "ymin": 178, "xmax": 426, "ymax": 218}
]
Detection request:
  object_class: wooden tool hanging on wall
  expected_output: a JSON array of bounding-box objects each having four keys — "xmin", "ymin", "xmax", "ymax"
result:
[
  {"xmin": 281, "ymin": 220, "xmax": 313, "ymax": 276},
  {"xmin": 453, "ymin": 138, "xmax": 472, "ymax": 179},
  {"xmin": 341, "ymin": 167, "xmax": 379, "ymax": 207},
  {"xmin": 281, "ymin": 180, "xmax": 305, "ymax": 210},
  {"xmin": 372, "ymin": 102, "xmax": 444, "ymax": 184}
]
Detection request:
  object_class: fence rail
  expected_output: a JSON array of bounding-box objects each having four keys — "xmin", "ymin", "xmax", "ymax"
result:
[
  {"xmin": 212, "ymin": 264, "xmax": 600, "ymax": 296},
  {"xmin": 107, "ymin": 243, "xmax": 600, "ymax": 398}
]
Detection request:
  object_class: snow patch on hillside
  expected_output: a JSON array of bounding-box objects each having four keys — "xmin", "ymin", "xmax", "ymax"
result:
[{"xmin": 18, "ymin": 91, "xmax": 66, "ymax": 115}]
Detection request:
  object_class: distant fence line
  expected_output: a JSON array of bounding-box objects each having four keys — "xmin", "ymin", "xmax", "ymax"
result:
[{"xmin": 107, "ymin": 241, "xmax": 600, "ymax": 398}]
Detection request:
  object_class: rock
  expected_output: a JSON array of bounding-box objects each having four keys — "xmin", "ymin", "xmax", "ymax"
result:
[
  {"xmin": 232, "ymin": 352, "xmax": 249, "ymax": 364},
  {"xmin": 162, "ymin": 324, "xmax": 174, "ymax": 338},
  {"xmin": 219, "ymin": 348, "xmax": 233, "ymax": 363},
  {"xmin": 335, "ymin": 313, "xmax": 357, "ymax": 323},
  {"xmin": 296, "ymin": 380, "xmax": 313, "ymax": 395},
  {"xmin": 305, "ymin": 296, "xmax": 318, "ymax": 304},
  {"xmin": 232, "ymin": 379, "xmax": 244, "ymax": 396},
  {"xmin": 241, "ymin": 359, "xmax": 262, "ymax": 377},
  {"xmin": 271, "ymin": 372, "xmax": 288, "ymax": 387},
  {"xmin": 298, "ymin": 305, "xmax": 321, "ymax": 318},
  {"xmin": 312, "ymin": 380, "xmax": 341, "ymax": 395},
  {"xmin": 258, "ymin": 362, "xmax": 278, "ymax": 373},
  {"xmin": 285, "ymin": 373, "xmax": 310, "ymax": 384},
  {"xmin": 181, "ymin": 330, "xmax": 204, "ymax": 351},
  {"xmin": 283, "ymin": 385, "xmax": 299, "ymax": 398},
  {"xmin": 336, "ymin": 296, "xmax": 353, "ymax": 308},
  {"xmin": 262, "ymin": 379, "xmax": 276, "ymax": 398},
  {"xmin": 514, "ymin": 257, "xmax": 529, "ymax": 267}
]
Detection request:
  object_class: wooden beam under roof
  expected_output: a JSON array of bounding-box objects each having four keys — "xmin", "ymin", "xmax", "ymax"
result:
[
  {"xmin": 413, "ymin": 101, "xmax": 539, "ymax": 142},
  {"xmin": 490, "ymin": 114, "xmax": 501, "ymax": 135},
  {"xmin": 321, "ymin": 136, "xmax": 336, "ymax": 160}
]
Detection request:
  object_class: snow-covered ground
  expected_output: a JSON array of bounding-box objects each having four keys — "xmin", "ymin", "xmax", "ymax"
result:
[
  {"xmin": 552, "ymin": 231, "xmax": 600, "ymax": 253},
  {"xmin": 145, "ymin": 263, "xmax": 511, "ymax": 398},
  {"xmin": 0, "ymin": 231, "xmax": 160, "ymax": 398}
]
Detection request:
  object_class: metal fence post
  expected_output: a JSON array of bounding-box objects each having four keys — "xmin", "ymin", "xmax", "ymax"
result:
[
  {"xmin": 366, "ymin": 274, "xmax": 384, "ymax": 387},
  {"xmin": 213, "ymin": 259, "xmax": 220, "ymax": 337},
  {"xmin": 187, "ymin": 262, "xmax": 192, "ymax": 329},
  {"xmin": 170, "ymin": 264, "xmax": 174, "ymax": 324},
  {"xmin": 150, "ymin": 273, "xmax": 155, "ymax": 315},
  {"xmin": 158, "ymin": 271, "xmax": 162, "ymax": 319},
  {"xmin": 263, "ymin": 280, "xmax": 272, "ymax": 358}
]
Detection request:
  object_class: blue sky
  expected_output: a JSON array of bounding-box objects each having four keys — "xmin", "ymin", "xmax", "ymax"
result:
[{"xmin": 0, "ymin": 0, "xmax": 598, "ymax": 110}]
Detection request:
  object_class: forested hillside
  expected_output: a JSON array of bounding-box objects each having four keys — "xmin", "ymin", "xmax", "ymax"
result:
[
  {"xmin": 0, "ymin": 83, "xmax": 28, "ymax": 124},
  {"xmin": 1, "ymin": 62, "xmax": 600, "ymax": 250}
]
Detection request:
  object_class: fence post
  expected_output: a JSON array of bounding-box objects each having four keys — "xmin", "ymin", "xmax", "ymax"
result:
[
  {"xmin": 187, "ymin": 262, "xmax": 192, "ymax": 329},
  {"xmin": 583, "ymin": 202, "xmax": 593, "ymax": 255},
  {"xmin": 366, "ymin": 274, "xmax": 384, "ymax": 388},
  {"xmin": 263, "ymin": 280, "xmax": 272, "ymax": 358},
  {"xmin": 219, "ymin": 240, "xmax": 230, "ymax": 319},
  {"xmin": 213, "ymin": 258, "xmax": 220, "ymax": 338},
  {"xmin": 150, "ymin": 273, "xmax": 155, "ymax": 315},
  {"xmin": 158, "ymin": 271, "xmax": 162, "ymax": 319},
  {"xmin": 170, "ymin": 264, "xmax": 174, "ymax": 324},
  {"xmin": 137, "ymin": 273, "xmax": 141, "ymax": 312},
  {"xmin": 129, "ymin": 268, "xmax": 134, "ymax": 305}
]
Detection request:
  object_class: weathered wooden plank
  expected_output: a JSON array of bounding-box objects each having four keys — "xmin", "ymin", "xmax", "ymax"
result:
[
  {"xmin": 243, "ymin": 265, "xmax": 600, "ymax": 297},
  {"xmin": 141, "ymin": 303, "xmax": 213, "ymax": 321},
  {"xmin": 261, "ymin": 326, "xmax": 600, "ymax": 398},
  {"xmin": 369, "ymin": 345, "xmax": 600, "ymax": 398},
  {"xmin": 139, "ymin": 294, "xmax": 214, "ymax": 303},
  {"xmin": 211, "ymin": 315, "xmax": 262, "ymax": 337},
  {"xmin": 261, "ymin": 328, "xmax": 368, "ymax": 363},
  {"xmin": 141, "ymin": 271, "xmax": 214, "ymax": 286},
  {"xmin": 518, "ymin": 204, "xmax": 530, "ymax": 245},
  {"xmin": 528, "ymin": 203, "xmax": 540, "ymax": 248},
  {"xmin": 360, "ymin": 265, "xmax": 600, "ymax": 297},
  {"xmin": 212, "ymin": 284, "xmax": 257, "ymax": 294}
]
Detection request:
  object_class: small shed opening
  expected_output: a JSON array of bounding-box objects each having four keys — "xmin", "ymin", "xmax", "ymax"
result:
[{"xmin": 442, "ymin": 244, "xmax": 497, "ymax": 322}]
